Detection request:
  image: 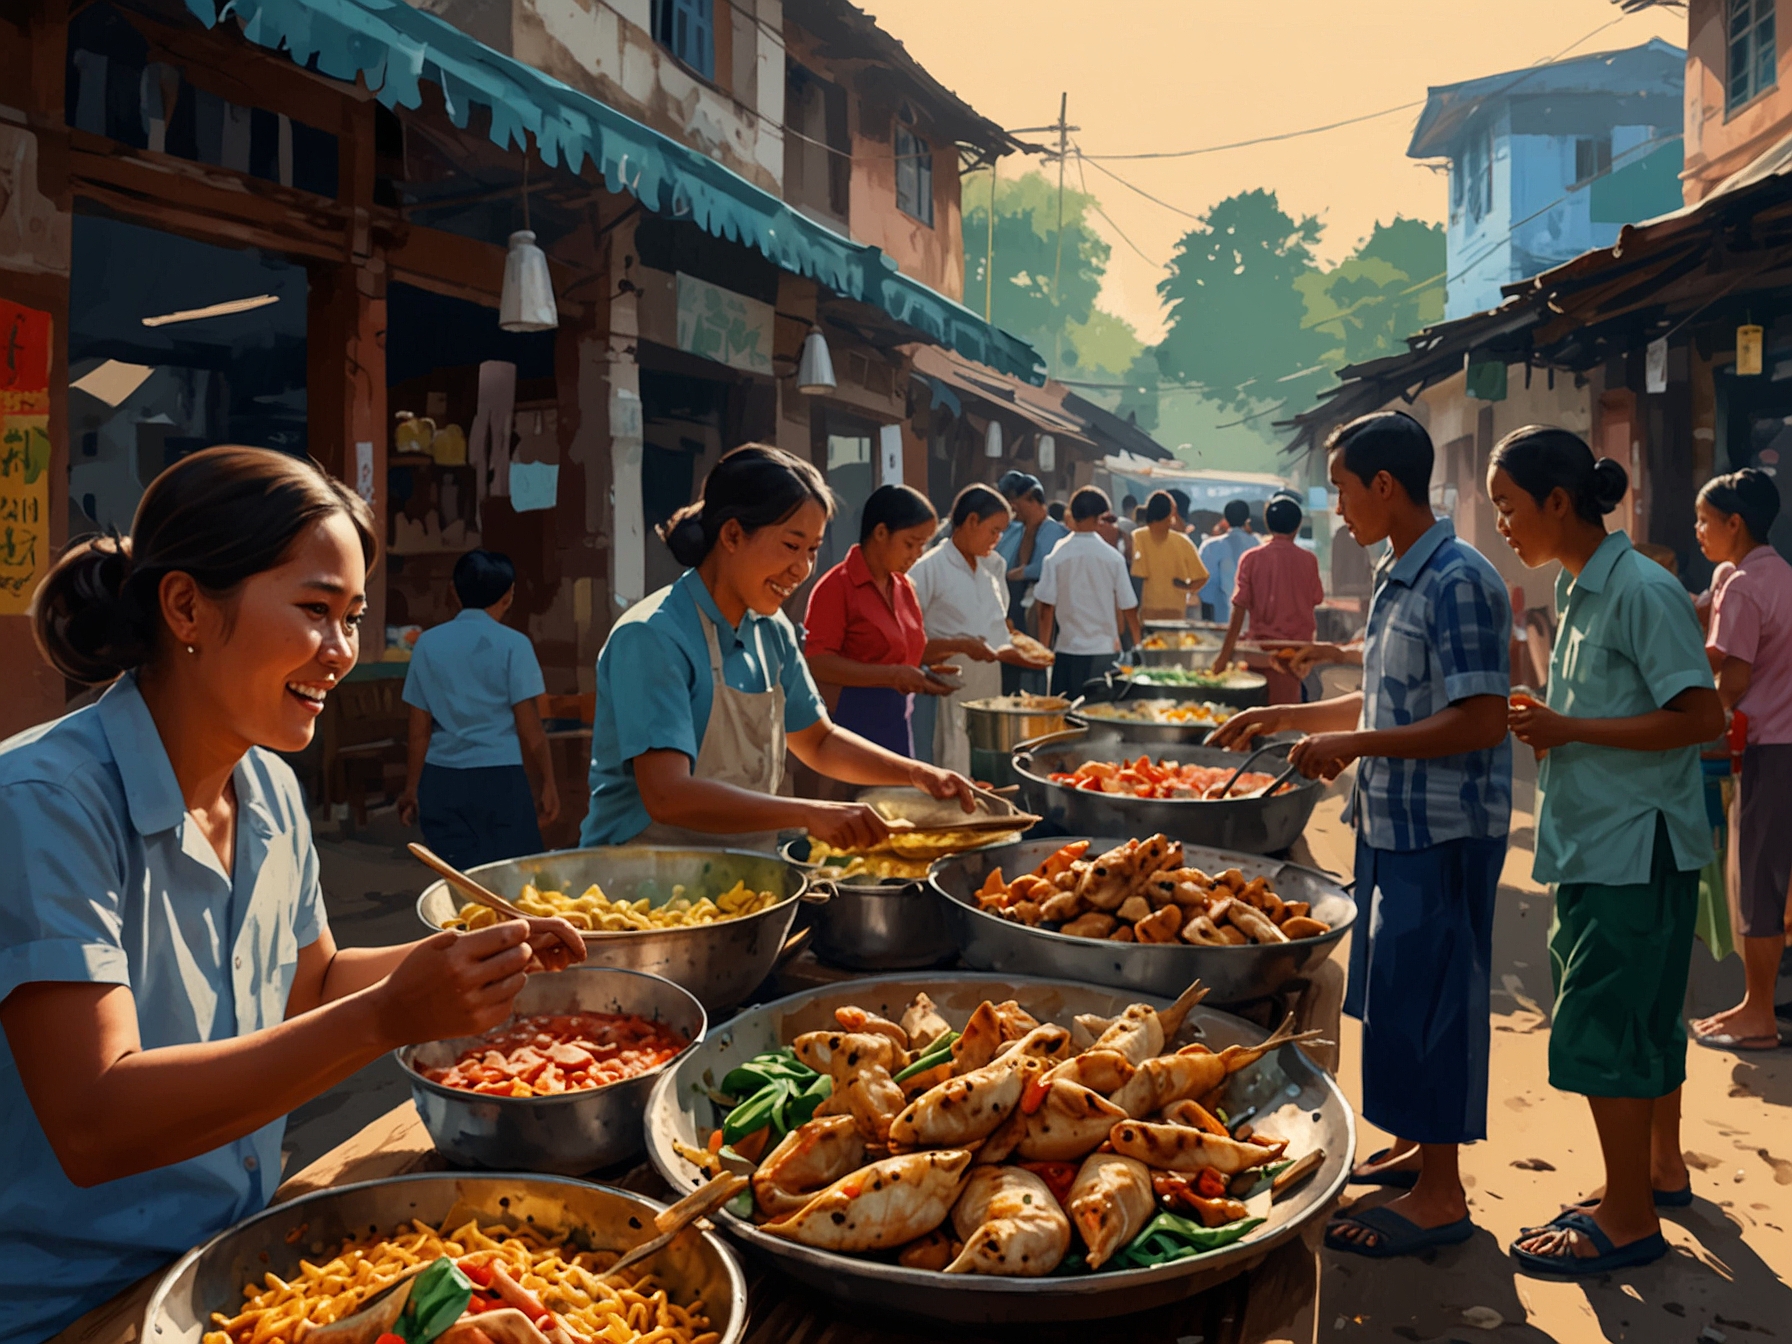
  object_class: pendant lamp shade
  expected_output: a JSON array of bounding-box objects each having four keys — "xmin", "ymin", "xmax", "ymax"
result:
[
  {"xmin": 1037, "ymin": 433, "xmax": 1056, "ymax": 471},
  {"xmin": 500, "ymin": 231, "xmax": 558, "ymax": 332},
  {"xmin": 796, "ymin": 330, "xmax": 837, "ymax": 394},
  {"xmin": 984, "ymin": 418, "xmax": 1003, "ymax": 458}
]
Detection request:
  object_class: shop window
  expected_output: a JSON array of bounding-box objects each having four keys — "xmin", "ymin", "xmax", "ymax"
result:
[
  {"xmin": 1451, "ymin": 129, "xmax": 1492, "ymax": 225},
  {"xmin": 895, "ymin": 116, "xmax": 934, "ymax": 226},
  {"xmin": 1573, "ymin": 134, "xmax": 1611, "ymax": 186},
  {"xmin": 652, "ymin": 0, "xmax": 715, "ymax": 81},
  {"xmin": 815, "ymin": 409, "xmax": 878, "ymax": 574},
  {"xmin": 1729, "ymin": 0, "xmax": 1777, "ymax": 111},
  {"xmin": 785, "ymin": 62, "xmax": 851, "ymax": 226}
]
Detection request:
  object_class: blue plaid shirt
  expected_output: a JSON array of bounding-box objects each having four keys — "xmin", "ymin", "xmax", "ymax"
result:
[{"xmin": 1351, "ymin": 518, "xmax": 1513, "ymax": 851}]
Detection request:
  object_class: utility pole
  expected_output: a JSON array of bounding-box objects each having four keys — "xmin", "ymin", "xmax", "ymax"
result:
[
  {"xmin": 986, "ymin": 158, "xmax": 997, "ymax": 322},
  {"xmin": 1048, "ymin": 93, "xmax": 1078, "ymax": 375},
  {"xmin": 1003, "ymin": 102, "xmax": 1078, "ymax": 352}
]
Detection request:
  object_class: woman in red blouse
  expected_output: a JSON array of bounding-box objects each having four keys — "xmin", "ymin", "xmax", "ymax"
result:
[{"xmin": 805, "ymin": 485, "xmax": 963, "ymax": 756}]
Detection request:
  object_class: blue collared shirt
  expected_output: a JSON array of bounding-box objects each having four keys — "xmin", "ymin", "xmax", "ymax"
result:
[
  {"xmin": 1198, "ymin": 528, "xmax": 1260, "ymax": 621},
  {"xmin": 581, "ymin": 570, "xmax": 827, "ymax": 847},
  {"xmin": 1353, "ymin": 518, "xmax": 1513, "ymax": 851},
  {"xmin": 1535, "ymin": 531, "xmax": 1714, "ymax": 886},
  {"xmin": 402, "ymin": 609, "xmax": 546, "ymax": 770},
  {"xmin": 997, "ymin": 516, "xmax": 1070, "ymax": 583},
  {"xmin": 0, "ymin": 675, "xmax": 326, "ymax": 1344}
]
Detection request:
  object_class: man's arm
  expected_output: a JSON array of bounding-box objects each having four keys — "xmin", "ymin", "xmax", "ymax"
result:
[
  {"xmin": 1037, "ymin": 602, "xmax": 1056, "ymax": 650},
  {"xmin": 513, "ymin": 697, "xmax": 560, "ymax": 825},
  {"xmin": 397, "ymin": 705, "xmax": 431, "ymax": 827}
]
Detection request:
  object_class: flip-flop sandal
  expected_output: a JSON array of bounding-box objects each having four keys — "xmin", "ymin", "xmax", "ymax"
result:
[
  {"xmin": 1347, "ymin": 1147, "xmax": 1419, "ymax": 1189},
  {"xmin": 1692, "ymin": 1029, "xmax": 1783, "ymax": 1051},
  {"xmin": 1523, "ymin": 1185, "xmax": 1693, "ymax": 1235},
  {"xmin": 1510, "ymin": 1210, "xmax": 1668, "ymax": 1278},
  {"xmin": 1324, "ymin": 1206, "xmax": 1475, "ymax": 1259}
]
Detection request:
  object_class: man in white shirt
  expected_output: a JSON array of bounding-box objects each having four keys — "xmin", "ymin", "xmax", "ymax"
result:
[{"xmin": 1036, "ymin": 486, "xmax": 1142, "ymax": 698}]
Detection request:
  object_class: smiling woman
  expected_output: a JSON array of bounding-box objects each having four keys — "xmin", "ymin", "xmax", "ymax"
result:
[{"xmin": 0, "ymin": 447, "xmax": 590, "ymax": 1344}]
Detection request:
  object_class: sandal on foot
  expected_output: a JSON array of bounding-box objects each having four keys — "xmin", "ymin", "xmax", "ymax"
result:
[
  {"xmin": 1347, "ymin": 1147, "xmax": 1419, "ymax": 1190},
  {"xmin": 1509, "ymin": 1210, "xmax": 1667, "ymax": 1277},
  {"xmin": 1692, "ymin": 1029, "xmax": 1782, "ymax": 1052},
  {"xmin": 1325, "ymin": 1206, "xmax": 1474, "ymax": 1259},
  {"xmin": 1568, "ymin": 1185, "xmax": 1694, "ymax": 1214}
]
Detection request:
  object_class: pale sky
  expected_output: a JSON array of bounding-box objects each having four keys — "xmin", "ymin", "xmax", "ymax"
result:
[{"xmin": 859, "ymin": 0, "xmax": 1685, "ymax": 344}]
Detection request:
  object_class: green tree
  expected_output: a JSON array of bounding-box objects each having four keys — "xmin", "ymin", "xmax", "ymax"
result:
[
  {"xmin": 964, "ymin": 170, "xmax": 1140, "ymax": 378},
  {"xmin": 1154, "ymin": 190, "xmax": 1330, "ymax": 414},
  {"xmin": 1299, "ymin": 218, "xmax": 1446, "ymax": 369}
]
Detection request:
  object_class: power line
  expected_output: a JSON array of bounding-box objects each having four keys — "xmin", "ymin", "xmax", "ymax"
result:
[
  {"xmin": 1073, "ymin": 141, "xmax": 1161, "ymax": 268},
  {"xmin": 1081, "ymin": 100, "xmax": 1425, "ymax": 162}
]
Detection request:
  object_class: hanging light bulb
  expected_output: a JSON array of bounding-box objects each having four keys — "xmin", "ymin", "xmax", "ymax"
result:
[
  {"xmin": 500, "ymin": 230, "xmax": 558, "ymax": 332},
  {"xmin": 1037, "ymin": 433, "xmax": 1056, "ymax": 472},
  {"xmin": 984, "ymin": 418, "xmax": 1003, "ymax": 459},
  {"xmin": 796, "ymin": 330, "xmax": 836, "ymax": 394}
]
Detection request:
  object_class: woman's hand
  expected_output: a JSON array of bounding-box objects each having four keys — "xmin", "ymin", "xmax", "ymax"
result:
[
  {"xmin": 961, "ymin": 638, "xmax": 1001, "ymax": 663},
  {"xmin": 1509, "ymin": 698, "xmax": 1576, "ymax": 753},
  {"xmin": 1288, "ymin": 732, "xmax": 1361, "ymax": 782},
  {"xmin": 1209, "ymin": 707, "xmax": 1284, "ymax": 751},
  {"xmin": 801, "ymin": 800, "xmax": 894, "ymax": 851},
  {"xmin": 907, "ymin": 761, "xmax": 978, "ymax": 812},
  {"xmin": 374, "ymin": 923, "xmax": 541, "ymax": 1045},
  {"xmin": 891, "ymin": 665, "xmax": 951, "ymax": 695},
  {"xmin": 995, "ymin": 644, "xmax": 1044, "ymax": 668},
  {"xmin": 522, "ymin": 915, "xmax": 586, "ymax": 973}
]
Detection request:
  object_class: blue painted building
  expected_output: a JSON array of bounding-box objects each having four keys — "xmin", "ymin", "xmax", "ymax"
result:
[{"xmin": 1410, "ymin": 40, "xmax": 1687, "ymax": 320}]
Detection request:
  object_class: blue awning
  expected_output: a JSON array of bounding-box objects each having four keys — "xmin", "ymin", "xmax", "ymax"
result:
[{"xmin": 184, "ymin": 0, "xmax": 1045, "ymax": 384}]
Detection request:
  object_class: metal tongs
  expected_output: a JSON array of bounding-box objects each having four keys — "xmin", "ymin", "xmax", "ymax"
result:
[{"xmin": 1209, "ymin": 742, "xmax": 1301, "ymax": 800}]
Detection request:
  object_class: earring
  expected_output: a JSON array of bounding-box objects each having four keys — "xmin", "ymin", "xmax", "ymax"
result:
[{"xmin": 186, "ymin": 645, "xmax": 196, "ymax": 654}]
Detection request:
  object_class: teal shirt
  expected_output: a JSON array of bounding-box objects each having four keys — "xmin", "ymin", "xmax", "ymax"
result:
[
  {"xmin": 580, "ymin": 570, "xmax": 827, "ymax": 847},
  {"xmin": 402, "ymin": 609, "xmax": 546, "ymax": 770},
  {"xmin": 0, "ymin": 675, "xmax": 326, "ymax": 1344},
  {"xmin": 1535, "ymin": 531, "xmax": 1715, "ymax": 886}
]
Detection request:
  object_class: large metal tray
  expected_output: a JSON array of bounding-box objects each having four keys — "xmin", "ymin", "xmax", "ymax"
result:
[
  {"xmin": 643, "ymin": 973, "xmax": 1353, "ymax": 1325},
  {"xmin": 144, "ymin": 1173, "xmax": 748, "ymax": 1344},
  {"xmin": 930, "ymin": 837, "xmax": 1354, "ymax": 1004}
]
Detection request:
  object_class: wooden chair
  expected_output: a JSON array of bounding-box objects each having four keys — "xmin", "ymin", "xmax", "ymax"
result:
[{"xmin": 322, "ymin": 676, "xmax": 410, "ymax": 829}]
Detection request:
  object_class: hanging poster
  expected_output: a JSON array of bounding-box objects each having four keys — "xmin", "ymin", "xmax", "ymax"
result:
[
  {"xmin": 0, "ymin": 300, "xmax": 52, "ymax": 615},
  {"xmin": 675, "ymin": 272, "xmax": 774, "ymax": 375}
]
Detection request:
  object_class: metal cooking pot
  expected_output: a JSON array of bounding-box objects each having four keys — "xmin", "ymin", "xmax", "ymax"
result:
[
  {"xmin": 781, "ymin": 838, "xmax": 958, "ymax": 970},
  {"xmin": 931, "ymin": 836, "xmax": 1354, "ymax": 1003},
  {"xmin": 1069, "ymin": 699, "xmax": 1233, "ymax": 747},
  {"xmin": 416, "ymin": 846, "xmax": 807, "ymax": 1013},
  {"xmin": 962, "ymin": 696, "xmax": 1072, "ymax": 753},
  {"xmin": 1012, "ymin": 725, "xmax": 1324, "ymax": 854},
  {"xmin": 643, "ymin": 973, "xmax": 1353, "ymax": 1324},
  {"xmin": 144, "ymin": 1173, "xmax": 747, "ymax": 1344},
  {"xmin": 397, "ymin": 965, "xmax": 705, "ymax": 1174},
  {"xmin": 1105, "ymin": 667, "xmax": 1268, "ymax": 709}
]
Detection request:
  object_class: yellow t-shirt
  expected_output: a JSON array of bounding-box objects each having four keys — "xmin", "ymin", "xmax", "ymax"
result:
[{"xmin": 1130, "ymin": 528, "xmax": 1209, "ymax": 612}]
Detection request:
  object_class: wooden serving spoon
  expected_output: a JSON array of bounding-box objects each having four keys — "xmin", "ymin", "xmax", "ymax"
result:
[
  {"xmin": 603, "ymin": 1172, "xmax": 747, "ymax": 1280},
  {"xmin": 408, "ymin": 844, "xmax": 586, "ymax": 960}
]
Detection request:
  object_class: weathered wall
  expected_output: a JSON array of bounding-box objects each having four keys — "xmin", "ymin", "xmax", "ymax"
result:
[
  {"xmin": 413, "ymin": 0, "xmax": 787, "ymax": 193},
  {"xmin": 1683, "ymin": 0, "xmax": 1792, "ymax": 200}
]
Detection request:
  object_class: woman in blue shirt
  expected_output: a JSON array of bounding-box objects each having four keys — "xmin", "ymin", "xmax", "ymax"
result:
[
  {"xmin": 582, "ymin": 445, "xmax": 974, "ymax": 853},
  {"xmin": 1487, "ymin": 426, "xmax": 1722, "ymax": 1278},
  {"xmin": 0, "ymin": 447, "xmax": 583, "ymax": 1344}
]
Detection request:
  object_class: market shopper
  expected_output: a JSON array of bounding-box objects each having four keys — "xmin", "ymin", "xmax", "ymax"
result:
[
  {"xmin": 396, "ymin": 549, "xmax": 557, "ymax": 869},
  {"xmin": 1210, "ymin": 494, "xmax": 1326, "ymax": 703},
  {"xmin": 0, "ymin": 447, "xmax": 587, "ymax": 1344},
  {"xmin": 1686, "ymin": 469, "xmax": 1792, "ymax": 1051},
  {"xmin": 802, "ymin": 485, "xmax": 954, "ymax": 757},
  {"xmin": 995, "ymin": 471, "xmax": 1068, "ymax": 694},
  {"xmin": 1035, "ymin": 486, "xmax": 1141, "ymax": 698},
  {"xmin": 1198, "ymin": 499, "xmax": 1259, "ymax": 622},
  {"xmin": 580, "ymin": 445, "xmax": 975, "ymax": 853},
  {"xmin": 1488, "ymin": 425, "xmax": 1722, "ymax": 1276},
  {"xmin": 909, "ymin": 485, "xmax": 1047, "ymax": 773},
  {"xmin": 1213, "ymin": 410, "xmax": 1512, "ymax": 1260},
  {"xmin": 1130, "ymin": 489, "xmax": 1209, "ymax": 622}
]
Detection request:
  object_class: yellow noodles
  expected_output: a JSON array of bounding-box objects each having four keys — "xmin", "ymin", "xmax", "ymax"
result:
[
  {"xmin": 444, "ymin": 880, "xmax": 778, "ymax": 933},
  {"xmin": 203, "ymin": 1219, "xmax": 715, "ymax": 1344}
]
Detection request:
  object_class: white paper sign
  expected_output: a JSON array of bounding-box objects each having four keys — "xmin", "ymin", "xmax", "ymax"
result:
[
  {"xmin": 675, "ymin": 273, "xmax": 775, "ymax": 375},
  {"xmin": 1646, "ymin": 337, "xmax": 1669, "ymax": 394},
  {"xmin": 878, "ymin": 424, "xmax": 903, "ymax": 486},
  {"xmin": 354, "ymin": 440, "xmax": 374, "ymax": 503}
]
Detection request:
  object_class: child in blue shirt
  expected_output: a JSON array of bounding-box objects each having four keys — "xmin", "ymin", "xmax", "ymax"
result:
[{"xmin": 398, "ymin": 550, "xmax": 556, "ymax": 868}]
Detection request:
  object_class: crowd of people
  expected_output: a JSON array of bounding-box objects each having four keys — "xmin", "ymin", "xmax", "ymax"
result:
[{"xmin": 2, "ymin": 410, "xmax": 1788, "ymax": 1341}]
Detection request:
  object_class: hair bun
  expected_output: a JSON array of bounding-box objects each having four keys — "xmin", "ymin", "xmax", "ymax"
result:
[
  {"xmin": 1590, "ymin": 458, "xmax": 1630, "ymax": 514},
  {"xmin": 31, "ymin": 534, "xmax": 154, "ymax": 684},
  {"xmin": 659, "ymin": 509, "xmax": 709, "ymax": 569}
]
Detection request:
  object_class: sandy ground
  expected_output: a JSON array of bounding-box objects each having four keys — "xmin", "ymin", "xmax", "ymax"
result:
[{"xmin": 290, "ymin": 753, "xmax": 1792, "ymax": 1344}]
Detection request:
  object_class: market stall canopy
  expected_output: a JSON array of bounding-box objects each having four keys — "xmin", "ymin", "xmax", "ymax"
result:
[
  {"xmin": 180, "ymin": 0, "xmax": 1047, "ymax": 386},
  {"xmin": 905, "ymin": 342, "xmax": 1091, "ymax": 443}
]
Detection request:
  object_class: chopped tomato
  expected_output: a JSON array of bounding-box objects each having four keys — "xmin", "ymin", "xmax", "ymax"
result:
[
  {"xmin": 1018, "ymin": 1161, "xmax": 1078, "ymax": 1207},
  {"xmin": 459, "ymin": 1261, "xmax": 495, "ymax": 1289},
  {"xmin": 1196, "ymin": 1168, "xmax": 1229, "ymax": 1199}
]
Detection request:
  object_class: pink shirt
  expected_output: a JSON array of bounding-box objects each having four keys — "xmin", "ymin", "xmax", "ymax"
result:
[
  {"xmin": 1232, "ymin": 535, "xmax": 1325, "ymax": 642},
  {"xmin": 1709, "ymin": 545, "xmax": 1792, "ymax": 745}
]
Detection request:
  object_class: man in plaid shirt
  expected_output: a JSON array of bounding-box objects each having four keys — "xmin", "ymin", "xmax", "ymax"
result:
[{"xmin": 1215, "ymin": 410, "xmax": 1511, "ymax": 1260}]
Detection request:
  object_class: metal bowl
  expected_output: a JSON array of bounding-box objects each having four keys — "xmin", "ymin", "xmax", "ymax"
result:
[
  {"xmin": 962, "ymin": 696, "xmax": 1072, "ymax": 753},
  {"xmin": 144, "ymin": 1173, "xmax": 747, "ymax": 1344},
  {"xmin": 416, "ymin": 846, "xmax": 808, "ymax": 1014},
  {"xmin": 1069, "ymin": 699, "xmax": 1233, "ymax": 746},
  {"xmin": 1011, "ymin": 726, "xmax": 1324, "ymax": 855},
  {"xmin": 1107, "ymin": 668, "xmax": 1268, "ymax": 709},
  {"xmin": 780, "ymin": 838, "xmax": 958, "ymax": 970},
  {"xmin": 397, "ymin": 966, "xmax": 706, "ymax": 1174},
  {"xmin": 643, "ymin": 973, "xmax": 1352, "ymax": 1324},
  {"xmin": 931, "ymin": 837, "xmax": 1354, "ymax": 1004}
]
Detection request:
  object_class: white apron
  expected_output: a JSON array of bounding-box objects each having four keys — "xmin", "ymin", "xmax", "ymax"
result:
[
  {"xmin": 932, "ymin": 657, "xmax": 1003, "ymax": 779},
  {"xmin": 633, "ymin": 608, "xmax": 787, "ymax": 853}
]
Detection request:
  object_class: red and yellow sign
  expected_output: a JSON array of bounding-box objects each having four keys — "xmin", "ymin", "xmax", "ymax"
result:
[{"xmin": 0, "ymin": 300, "xmax": 52, "ymax": 615}]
